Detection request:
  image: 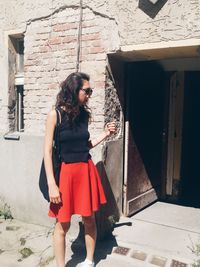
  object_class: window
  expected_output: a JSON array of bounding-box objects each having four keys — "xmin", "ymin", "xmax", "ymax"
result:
[
  {"xmin": 8, "ymin": 35, "xmax": 24, "ymax": 133},
  {"xmin": 15, "ymin": 37, "xmax": 24, "ymax": 132}
]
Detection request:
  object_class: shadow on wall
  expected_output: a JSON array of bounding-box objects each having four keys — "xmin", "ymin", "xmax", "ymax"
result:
[
  {"xmin": 95, "ymin": 160, "xmax": 120, "ymax": 240},
  {"xmin": 138, "ymin": 0, "xmax": 168, "ymax": 19}
]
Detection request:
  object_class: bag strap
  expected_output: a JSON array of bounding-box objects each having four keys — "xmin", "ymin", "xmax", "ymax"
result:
[
  {"xmin": 54, "ymin": 108, "xmax": 61, "ymax": 139},
  {"xmin": 54, "ymin": 108, "xmax": 61, "ymax": 160},
  {"xmin": 55, "ymin": 108, "xmax": 61, "ymax": 126}
]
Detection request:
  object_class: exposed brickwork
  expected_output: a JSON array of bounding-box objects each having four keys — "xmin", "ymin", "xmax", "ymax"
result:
[{"xmin": 24, "ymin": 8, "xmax": 108, "ymax": 135}]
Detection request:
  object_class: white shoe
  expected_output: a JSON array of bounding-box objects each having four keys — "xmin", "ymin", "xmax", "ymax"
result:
[{"xmin": 80, "ymin": 259, "xmax": 95, "ymax": 267}]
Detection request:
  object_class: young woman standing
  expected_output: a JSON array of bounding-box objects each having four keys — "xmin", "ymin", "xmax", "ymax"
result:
[{"xmin": 44, "ymin": 72, "xmax": 116, "ymax": 267}]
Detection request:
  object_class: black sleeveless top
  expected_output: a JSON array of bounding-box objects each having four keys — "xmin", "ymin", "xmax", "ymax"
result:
[{"xmin": 57, "ymin": 107, "xmax": 91, "ymax": 163}]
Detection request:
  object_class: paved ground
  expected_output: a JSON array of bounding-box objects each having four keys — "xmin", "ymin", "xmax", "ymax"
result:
[{"xmin": 0, "ymin": 201, "xmax": 200, "ymax": 267}]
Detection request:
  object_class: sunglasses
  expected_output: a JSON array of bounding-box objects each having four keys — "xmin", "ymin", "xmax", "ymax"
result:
[{"xmin": 81, "ymin": 87, "xmax": 93, "ymax": 95}]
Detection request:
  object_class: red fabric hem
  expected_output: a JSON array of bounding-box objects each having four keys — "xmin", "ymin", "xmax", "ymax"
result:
[
  {"xmin": 48, "ymin": 201, "xmax": 107, "ymax": 222},
  {"xmin": 48, "ymin": 159, "xmax": 107, "ymax": 222}
]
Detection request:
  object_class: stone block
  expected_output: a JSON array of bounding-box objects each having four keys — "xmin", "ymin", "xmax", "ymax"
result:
[
  {"xmin": 131, "ymin": 250, "xmax": 147, "ymax": 261},
  {"xmin": 149, "ymin": 255, "xmax": 167, "ymax": 267}
]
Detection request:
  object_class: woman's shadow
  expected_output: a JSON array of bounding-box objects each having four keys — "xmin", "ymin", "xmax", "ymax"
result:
[
  {"xmin": 65, "ymin": 161, "xmax": 132, "ymax": 267},
  {"xmin": 65, "ymin": 221, "xmax": 118, "ymax": 267}
]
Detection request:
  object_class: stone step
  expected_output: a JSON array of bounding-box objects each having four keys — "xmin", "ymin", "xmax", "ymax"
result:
[{"xmin": 106, "ymin": 241, "xmax": 193, "ymax": 267}]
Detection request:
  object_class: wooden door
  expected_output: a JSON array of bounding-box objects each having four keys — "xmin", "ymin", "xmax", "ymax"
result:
[
  {"xmin": 123, "ymin": 62, "xmax": 165, "ymax": 216},
  {"xmin": 166, "ymin": 72, "xmax": 184, "ymax": 195}
]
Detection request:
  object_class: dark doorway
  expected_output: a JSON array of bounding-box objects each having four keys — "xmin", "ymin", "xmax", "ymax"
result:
[
  {"xmin": 180, "ymin": 71, "xmax": 200, "ymax": 207},
  {"xmin": 128, "ymin": 61, "xmax": 165, "ymax": 191},
  {"xmin": 124, "ymin": 61, "xmax": 165, "ymax": 215}
]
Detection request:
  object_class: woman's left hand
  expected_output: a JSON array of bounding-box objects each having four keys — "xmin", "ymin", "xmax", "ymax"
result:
[{"xmin": 105, "ymin": 121, "xmax": 117, "ymax": 137}]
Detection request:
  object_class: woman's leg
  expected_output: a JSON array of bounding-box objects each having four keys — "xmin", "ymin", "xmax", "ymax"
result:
[
  {"xmin": 82, "ymin": 214, "xmax": 97, "ymax": 262},
  {"xmin": 53, "ymin": 219, "xmax": 71, "ymax": 267}
]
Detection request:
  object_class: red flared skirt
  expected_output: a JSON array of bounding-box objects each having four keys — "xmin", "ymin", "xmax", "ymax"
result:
[{"xmin": 48, "ymin": 159, "xmax": 107, "ymax": 222}]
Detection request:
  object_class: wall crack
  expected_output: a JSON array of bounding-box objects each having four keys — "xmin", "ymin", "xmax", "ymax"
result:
[{"xmin": 24, "ymin": 3, "xmax": 120, "ymax": 37}]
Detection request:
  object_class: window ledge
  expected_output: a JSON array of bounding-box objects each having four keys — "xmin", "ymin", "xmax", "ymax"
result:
[{"xmin": 3, "ymin": 131, "xmax": 21, "ymax": 140}]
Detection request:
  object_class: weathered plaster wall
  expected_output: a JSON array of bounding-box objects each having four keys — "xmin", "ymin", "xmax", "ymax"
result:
[
  {"xmin": 1, "ymin": 0, "xmax": 199, "ymax": 134},
  {"xmin": 0, "ymin": 0, "xmax": 200, "ymax": 225},
  {"xmin": 87, "ymin": 0, "xmax": 200, "ymax": 45},
  {"xmin": 121, "ymin": 0, "xmax": 200, "ymax": 45}
]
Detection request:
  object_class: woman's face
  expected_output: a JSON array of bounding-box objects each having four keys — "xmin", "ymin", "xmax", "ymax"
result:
[{"xmin": 78, "ymin": 80, "xmax": 92, "ymax": 105}]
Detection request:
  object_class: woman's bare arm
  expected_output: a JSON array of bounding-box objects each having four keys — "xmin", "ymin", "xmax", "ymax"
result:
[
  {"xmin": 43, "ymin": 109, "xmax": 62, "ymax": 204},
  {"xmin": 88, "ymin": 121, "xmax": 116, "ymax": 149},
  {"xmin": 43, "ymin": 109, "xmax": 57, "ymax": 186}
]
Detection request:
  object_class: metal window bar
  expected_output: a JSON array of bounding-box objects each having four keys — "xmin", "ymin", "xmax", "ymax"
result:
[{"xmin": 16, "ymin": 85, "xmax": 24, "ymax": 132}]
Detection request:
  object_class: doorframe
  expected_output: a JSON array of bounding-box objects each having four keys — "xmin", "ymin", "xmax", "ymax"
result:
[
  {"xmin": 123, "ymin": 64, "xmax": 130, "ymax": 216},
  {"xmin": 116, "ymin": 38, "xmax": 200, "ymax": 214},
  {"xmin": 166, "ymin": 71, "xmax": 185, "ymax": 196}
]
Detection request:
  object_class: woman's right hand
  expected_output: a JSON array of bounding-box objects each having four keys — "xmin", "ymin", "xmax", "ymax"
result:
[{"xmin": 48, "ymin": 183, "xmax": 62, "ymax": 204}]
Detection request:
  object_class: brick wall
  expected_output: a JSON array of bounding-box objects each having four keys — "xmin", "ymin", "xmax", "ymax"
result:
[{"xmin": 24, "ymin": 7, "xmax": 116, "ymax": 136}]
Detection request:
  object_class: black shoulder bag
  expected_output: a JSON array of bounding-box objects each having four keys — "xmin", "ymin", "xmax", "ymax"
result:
[{"xmin": 39, "ymin": 108, "xmax": 61, "ymax": 202}]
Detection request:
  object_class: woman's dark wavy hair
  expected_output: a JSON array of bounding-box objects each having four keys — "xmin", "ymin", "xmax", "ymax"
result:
[{"xmin": 55, "ymin": 72, "xmax": 91, "ymax": 124}]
